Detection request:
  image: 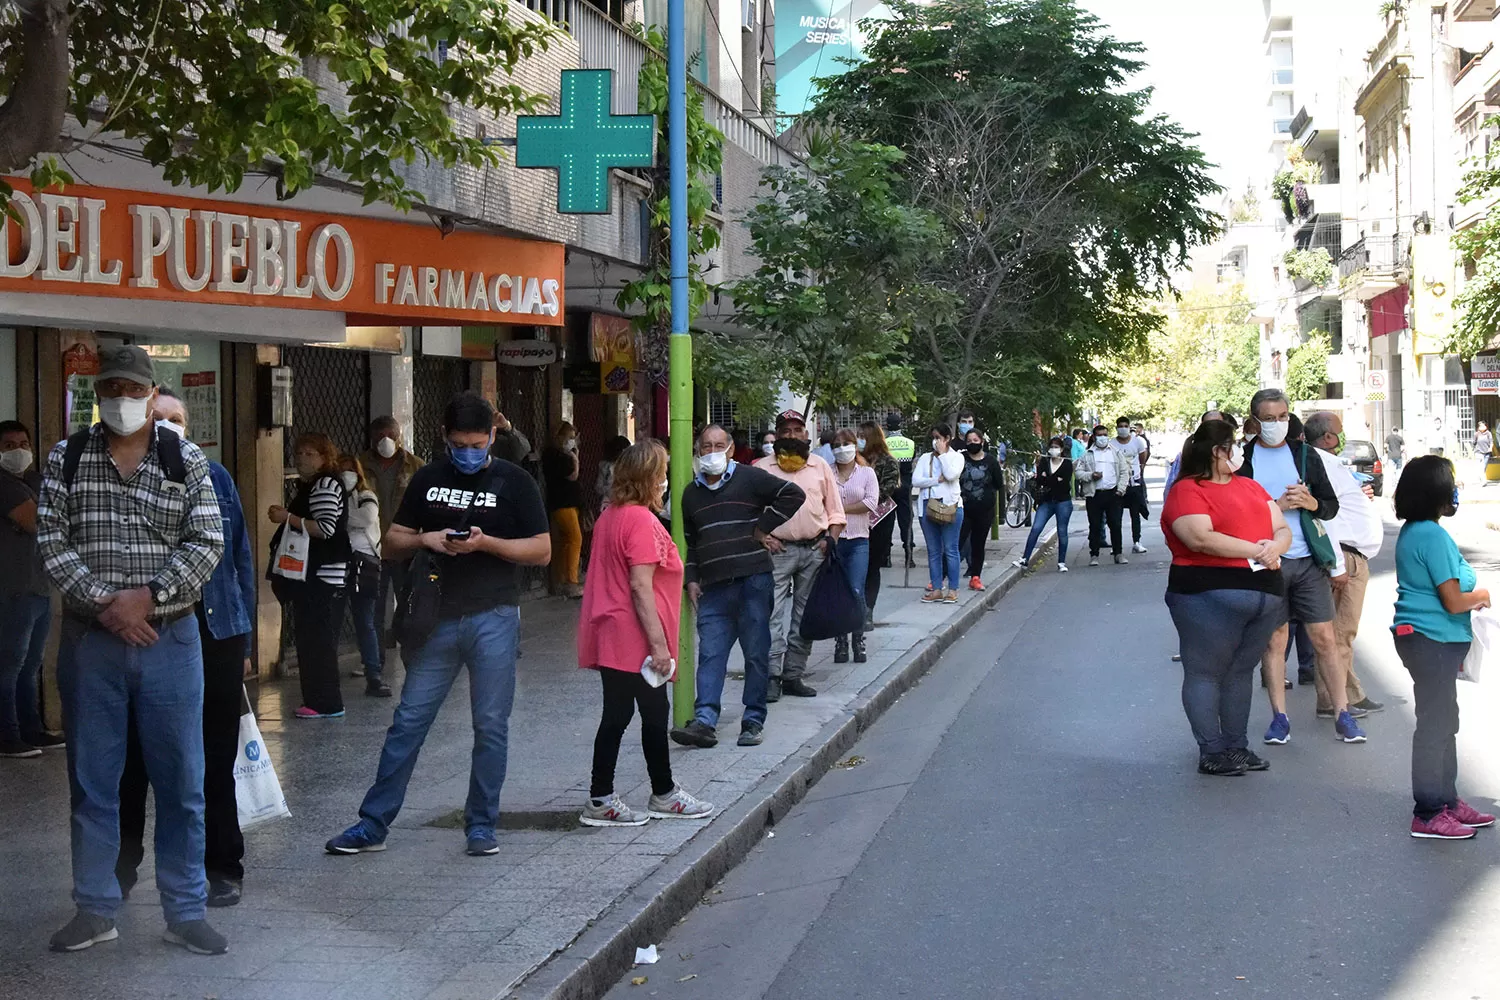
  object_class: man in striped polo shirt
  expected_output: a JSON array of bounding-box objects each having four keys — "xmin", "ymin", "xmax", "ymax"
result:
[{"xmin": 671, "ymin": 425, "xmax": 805, "ymax": 749}]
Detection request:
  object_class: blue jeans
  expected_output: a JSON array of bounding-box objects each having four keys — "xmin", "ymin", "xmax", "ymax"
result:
[
  {"xmin": 56, "ymin": 615, "xmax": 207, "ymax": 923},
  {"xmin": 695, "ymin": 573, "xmax": 773, "ymax": 729},
  {"xmin": 0, "ymin": 592, "xmax": 52, "ymax": 742},
  {"xmin": 351, "ymin": 584, "xmax": 384, "ymax": 680},
  {"xmin": 1023, "ymin": 500, "xmax": 1073, "ymax": 565},
  {"xmin": 920, "ymin": 509, "xmax": 964, "ymax": 590},
  {"xmin": 838, "ymin": 538, "xmax": 869, "ymax": 633},
  {"xmin": 357, "ymin": 604, "xmax": 520, "ymax": 839},
  {"xmin": 1165, "ymin": 588, "xmax": 1285, "ymax": 755}
]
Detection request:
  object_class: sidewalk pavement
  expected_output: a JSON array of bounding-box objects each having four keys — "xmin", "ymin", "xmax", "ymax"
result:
[{"xmin": 0, "ymin": 520, "xmax": 1067, "ymax": 1000}]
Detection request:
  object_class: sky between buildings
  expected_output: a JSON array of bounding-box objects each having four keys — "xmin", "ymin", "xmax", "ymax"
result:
[{"xmin": 1080, "ymin": 0, "xmax": 1269, "ymax": 201}]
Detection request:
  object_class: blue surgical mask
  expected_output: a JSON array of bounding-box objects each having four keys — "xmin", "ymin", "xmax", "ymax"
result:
[
  {"xmin": 957, "ymin": 422, "xmax": 974, "ymax": 435},
  {"xmin": 1452, "ymin": 488, "xmax": 1461, "ymax": 513},
  {"xmin": 449, "ymin": 439, "xmax": 491, "ymax": 475}
]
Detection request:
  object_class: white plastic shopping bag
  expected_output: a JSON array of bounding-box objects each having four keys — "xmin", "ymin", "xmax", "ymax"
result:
[
  {"xmin": 272, "ymin": 525, "xmax": 309, "ymax": 582},
  {"xmin": 1461, "ymin": 608, "xmax": 1500, "ymax": 683},
  {"xmin": 234, "ymin": 693, "xmax": 291, "ymax": 829}
]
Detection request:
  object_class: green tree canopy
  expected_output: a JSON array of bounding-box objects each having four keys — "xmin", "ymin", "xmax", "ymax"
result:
[
  {"xmin": 1285, "ymin": 331, "xmax": 1331, "ymax": 403},
  {"xmin": 810, "ymin": 0, "xmax": 1220, "ymax": 439},
  {"xmin": 0, "ymin": 1, "xmax": 555, "ymax": 211},
  {"xmin": 1452, "ymin": 116, "xmax": 1500, "ymax": 357}
]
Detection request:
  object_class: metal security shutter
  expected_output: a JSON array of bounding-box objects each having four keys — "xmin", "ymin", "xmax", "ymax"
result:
[
  {"xmin": 413, "ymin": 355, "xmax": 471, "ymax": 462},
  {"xmin": 499, "ymin": 363, "xmax": 549, "ymax": 595},
  {"xmin": 282, "ymin": 346, "xmax": 371, "ymax": 469}
]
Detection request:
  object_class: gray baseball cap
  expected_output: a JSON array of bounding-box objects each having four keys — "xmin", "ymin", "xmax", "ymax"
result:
[{"xmin": 95, "ymin": 345, "xmax": 155, "ymax": 387}]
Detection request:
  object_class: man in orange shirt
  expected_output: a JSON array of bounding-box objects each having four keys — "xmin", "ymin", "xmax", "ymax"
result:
[{"xmin": 755, "ymin": 411, "xmax": 846, "ymax": 701}]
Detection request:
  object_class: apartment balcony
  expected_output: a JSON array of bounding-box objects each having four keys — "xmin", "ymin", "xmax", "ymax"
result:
[
  {"xmin": 1455, "ymin": 0, "xmax": 1499, "ymax": 22},
  {"xmin": 1339, "ymin": 235, "xmax": 1411, "ymax": 301}
]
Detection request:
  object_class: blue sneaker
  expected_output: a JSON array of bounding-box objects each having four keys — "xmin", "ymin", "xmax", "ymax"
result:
[
  {"xmin": 1263, "ymin": 713, "xmax": 1291, "ymax": 745},
  {"xmin": 325, "ymin": 822, "xmax": 386, "ymax": 855},
  {"xmin": 465, "ymin": 828, "xmax": 500, "ymax": 856},
  {"xmin": 1335, "ymin": 710, "xmax": 1368, "ymax": 744}
]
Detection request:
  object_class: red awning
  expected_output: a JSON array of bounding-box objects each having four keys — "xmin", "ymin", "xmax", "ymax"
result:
[{"xmin": 1369, "ymin": 285, "xmax": 1409, "ymax": 339}]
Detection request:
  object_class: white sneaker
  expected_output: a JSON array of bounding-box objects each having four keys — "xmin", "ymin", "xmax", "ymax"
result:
[
  {"xmin": 1011, "ymin": 559, "xmax": 1026, "ymax": 569},
  {"xmin": 648, "ymin": 786, "xmax": 714, "ymax": 819},
  {"xmin": 1058, "ymin": 563, "xmax": 1069, "ymax": 573},
  {"xmin": 581, "ymin": 794, "xmax": 650, "ymax": 827},
  {"xmin": 1132, "ymin": 543, "xmax": 1148, "ymax": 554}
]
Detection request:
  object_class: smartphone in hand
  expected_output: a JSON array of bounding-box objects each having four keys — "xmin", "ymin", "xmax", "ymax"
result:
[{"xmin": 447, "ymin": 528, "xmax": 471, "ymax": 542}]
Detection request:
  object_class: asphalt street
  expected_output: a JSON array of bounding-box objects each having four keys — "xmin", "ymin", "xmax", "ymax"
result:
[{"xmin": 604, "ymin": 472, "xmax": 1500, "ymax": 1000}]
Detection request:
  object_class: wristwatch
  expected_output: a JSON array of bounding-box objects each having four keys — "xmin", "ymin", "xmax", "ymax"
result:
[{"xmin": 147, "ymin": 580, "xmax": 170, "ymax": 606}]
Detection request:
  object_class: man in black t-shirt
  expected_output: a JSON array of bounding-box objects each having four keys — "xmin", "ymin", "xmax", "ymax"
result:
[{"xmin": 326, "ymin": 392, "xmax": 551, "ymax": 859}]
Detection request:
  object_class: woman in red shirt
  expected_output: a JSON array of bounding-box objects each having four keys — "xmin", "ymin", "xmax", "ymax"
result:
[
  {"xmin": 1162, "ymin": 420, "xmax": 1293, "ymax": 777},
  {"xmin": 577, "ymin": 440, "xmax": 714, "ymax": 826}
]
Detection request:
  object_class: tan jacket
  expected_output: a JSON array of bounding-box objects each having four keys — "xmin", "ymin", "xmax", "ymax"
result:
[{"xmin": 1073, "ymin": 447, "xmax": 1132, "ymax": 498}]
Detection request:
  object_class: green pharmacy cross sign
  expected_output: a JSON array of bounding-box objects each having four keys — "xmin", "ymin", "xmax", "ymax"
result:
[{"xmin": 516, "ymin": 69, "xmax": 657, "ymax": 214}]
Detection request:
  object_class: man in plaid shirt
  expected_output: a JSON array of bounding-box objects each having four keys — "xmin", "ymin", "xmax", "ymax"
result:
[{"xmin": 36, "ymin": 346, "xmax": 227, "ymax": 956}]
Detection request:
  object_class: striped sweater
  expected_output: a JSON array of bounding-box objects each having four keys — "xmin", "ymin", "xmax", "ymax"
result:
[{"xmin": 681, "ymin": 464, "xmax": 806, "ymax": 587}]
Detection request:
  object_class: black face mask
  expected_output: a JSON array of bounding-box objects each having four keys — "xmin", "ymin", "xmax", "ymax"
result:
[
  {"xmin": 966, "ymin": 443, "xmax": 982, "ymax": 455},
  {"xmin": 773, "ymin": 437, "xmax": 810, "ymax": 459}
]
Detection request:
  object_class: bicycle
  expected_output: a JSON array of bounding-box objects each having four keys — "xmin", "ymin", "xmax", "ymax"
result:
[{"xmin": 1004, "ymin": 468, "xmax": 1035, "ymax": 528}]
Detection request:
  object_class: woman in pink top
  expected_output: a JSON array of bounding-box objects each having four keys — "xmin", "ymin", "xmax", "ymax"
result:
[
  {"xmin": 832, "ymin": 428, "xmax": 879, "ymax": 664},
  {"xmin": 577, "ymin": 440, "xmax": 714, "ymax": 827}
]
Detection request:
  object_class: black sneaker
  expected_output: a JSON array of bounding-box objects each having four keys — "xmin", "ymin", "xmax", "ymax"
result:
[
  {"xmin": 163, "ymin": 920, "xmax": 229, "ymax": 955},
  {"xmin": 1297, "ymin": 668, "xmax": 1315, "ymax": 685},
  {"xmin": 766, "ymin": 678, "xmax": 782, "ymax": 703},
  {"xmin": 50, "ymin": 911, "xmax": 118, "ymax": 952},
  {"xmin": 782, "ymin": 678, "xmax": 818, "ymax": 698},
  {"xmin": 365, "ymin": 678, "xmax": 392, "ymax": 698},
  {"xmin": 669, "ymin": 720, "xmax": 718, "ymax": 749},
  {"xmin": 1225, "ymin": 747, "xmax": 1270, "ymax": 772},
  {"xmin": 737, "ymin": 723, "xmax": 764, "ymax": 747},
  {"xmin": 1197, "ymin": 752, "xmax": 1248, "ymax": 777},
  {"xmin": 0, "ymin": 739, "xmax": 41, "ymax": 758},
  {"xmin": 1352, "ymin": 698, "xmax": 1385, "ymax": 714},
  {"xmin": 207, "ymin": 878, "xmax": 243, "ymax": 908},
  {"xmin": 24, "ymin": 732, "xmax": 66, "ymax": 750}
]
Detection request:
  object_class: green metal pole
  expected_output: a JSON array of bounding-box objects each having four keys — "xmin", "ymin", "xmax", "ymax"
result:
[
  {"xmin": 666, "ymin": 0, "xmax": 693, "ymax": 727},
  {"xmin": 669, "ymin": 337, "xmax": 695, "ymax": 726}
]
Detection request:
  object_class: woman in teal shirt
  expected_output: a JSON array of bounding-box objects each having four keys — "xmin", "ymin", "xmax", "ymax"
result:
[{"xmin": 1392, "ymin": 456, "xmax": 1494, "ymax": 840}]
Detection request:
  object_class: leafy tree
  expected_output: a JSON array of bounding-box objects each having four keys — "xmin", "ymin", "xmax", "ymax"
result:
[
  {"xmin": 1451, "ymin": 119, "xmax": 1500, "ymax": 358},
  {"xmin": 706, "ymin": 132, "xmax": 949, "ymax": 421},
  {"xmin": 617, "ymin": 27, "xmax": 724, "ymax": 376},
  {"xmin": 0, "ymin": 1, "xmax": 556, "ymax": 211},
  {"xmin": 811, "ymin": 0, "xmax": 1220, "ymax": 441},
  {"xmin": 1284, "ymin": 331, "xmax": 1331, "ymax": 403}
]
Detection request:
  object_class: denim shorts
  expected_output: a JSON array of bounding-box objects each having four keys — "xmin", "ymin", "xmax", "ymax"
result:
[{"xmin": 1280, "ymin": 555, "xmax": 1334, "ymax": 625}]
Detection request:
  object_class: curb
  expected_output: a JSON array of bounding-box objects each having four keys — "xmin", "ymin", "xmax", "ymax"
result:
[{"xmin": 512, "ymin": 534, "xmax": 1055, "ymax": 1000}]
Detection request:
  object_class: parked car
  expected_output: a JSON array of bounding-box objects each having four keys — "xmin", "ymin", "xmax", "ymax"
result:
[{"xmin": 1343, "ymin": 439, "xmax": 1383, "ymax": 496}]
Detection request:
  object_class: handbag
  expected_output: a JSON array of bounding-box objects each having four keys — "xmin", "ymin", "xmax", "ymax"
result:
[
  {"xmin": 798, "ymin": 544, "xmax": 866, "ymax": 640},
  {"xmin": 234, "ymin": 688, "xmax": 292, "ymax": 830},
  {"xmin": 396, "ymin": 549, "xmax": 443, "ymax": 651},
  {"xmin": 348, "ymin": 552, "xmax": 381, "ymax": 595},
  {"xmin": 270, "ymin": 525, "xmax": 309, "ymax": 582},
  {"xmin": 925, "ymin": 498, "xmax": 958, "ymax": 524},
  {"xmin": 1297, "ymin": 446, "xmax": 1338, "ymax": 571}
]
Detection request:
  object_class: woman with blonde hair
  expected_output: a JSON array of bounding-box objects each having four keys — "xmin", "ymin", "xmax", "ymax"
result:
[
  {"xmin": 576, "ymin": 440, "xmax": 713, "ymax": 826},
  {"xmin": 268, "ymin": 432, "xmax": 351, "ymax": 718},
  {"xmin": 544, "ymin": 421, "xmax": 584, "ymax": 597}
]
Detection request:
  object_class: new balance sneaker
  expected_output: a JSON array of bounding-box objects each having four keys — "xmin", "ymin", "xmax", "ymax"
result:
[
  {"xmin": 294, "ymin": 706, "xmax": 345, "ymax": 719},
  {"xmin": 737, "ymin": 723, "xmax": 764, "ymax": 747},
  {"xmin": 1411, "ymin": 810, "xmax": 1477, "ymax": 841},
  {"xmin": 581, "ymin": 794, "xmax": 650, "ymax": 828},
  {"xmin": 1335, "ymin": 710, "xmax": 1368, "ymax": 744},
  {"xmin": 465, "ymin": 828, "xmax": 501, "ymax": 856},
  {"xmin": 1263, "ymin": 713, "xmax": 1291, "ymax": 745},
  {"xmin": 1452, "ymin": 799, "xmax": 1496, "ymax": 829},
  {"xmin": 49, "ymin": 911, "xmax": 118, "ymax": 952},
  {"xmin": 325, "ymin": 822, "xmax": 387, "ymax": 855},
  {"xmin": 648, "ymin": 786, "xmax": 714, "ymax": 819},
  {"xmin": 1225, "ymin": 747, "xmax": 1270, "ymax": 772},
  {"xmin": 1132, "ymin": 542, "xmax": 1148, "ymax": 554},
  {"xmin": 163, "ymin": 920, "xmax": 228, "ymax": 955},
  {"xmin": 670, "ymin": 720, "xmax": 718, "ymax": 748},
  {"xmin": 1197, "ymin": 752, "xmax": 1247, "ymax": 776}
]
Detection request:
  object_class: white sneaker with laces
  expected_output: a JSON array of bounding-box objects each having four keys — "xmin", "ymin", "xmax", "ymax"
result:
[
  {"xmin": 1132, "ymin": 543, "xmax": 1148, "ymax": 554},
  {"xmin": 581, "ymin": 794, "xmax": 650, "ymax": 827},
  {"xmin": 648, "ymin": 786, "xmax": 714, "ymax": 819},
  {"xmin": 1058, "ymin": 563, "xmax": 1069, "ymax": 573},
  {"xmin": 1011, "ymin": 559, "xmax": 1026, "ymax": 569}
]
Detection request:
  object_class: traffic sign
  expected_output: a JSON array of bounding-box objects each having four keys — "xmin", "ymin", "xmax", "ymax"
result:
[
  {"xmin": 516, "ymin": 70, "xmax": 657, "ymax": 214},
  {"xmin": 1365, "ymin": 370, "xmax": 1387, "ymax": 392}
]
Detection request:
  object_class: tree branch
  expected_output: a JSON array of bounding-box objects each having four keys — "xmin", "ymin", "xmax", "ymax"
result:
[{"xmin": 0, "ymin": 0, "xmax": 72, "ymax": 174}]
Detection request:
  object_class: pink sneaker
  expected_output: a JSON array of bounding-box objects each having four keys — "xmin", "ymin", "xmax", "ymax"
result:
[
  {"xmin": 1451, "ymin": 799, "xmax": 1496, "ymax": 829},
  {"xmin": 294, "ymin": 706, "xmax": 346, "ymax": 720},
  {"xmin": 1411, "ymin": 809, "xmax": 1478, "ymax": 840}
]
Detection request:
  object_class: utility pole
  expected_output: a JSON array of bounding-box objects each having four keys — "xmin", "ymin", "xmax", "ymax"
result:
[{"xmin": 667, "ymin": 0, "xmax": 696, "ymax": 726}]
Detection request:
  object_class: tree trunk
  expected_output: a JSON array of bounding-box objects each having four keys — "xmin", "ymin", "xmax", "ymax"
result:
[{"xmin": 0, "ymin": 0, "xmax": 72, "ymax": 175}]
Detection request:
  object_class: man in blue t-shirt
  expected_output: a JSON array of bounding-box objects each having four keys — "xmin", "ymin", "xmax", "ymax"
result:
[{"xmin": 1237, "ymin": 388, "xmax": 1364, "ymax": 746}]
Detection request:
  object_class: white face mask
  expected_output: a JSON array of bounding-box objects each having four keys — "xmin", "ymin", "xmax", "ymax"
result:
[
  {"xmin": 375, "ymin": 437, "xmax": 397, "ymax": 459},
  {"xmin": 762, "ymin": 442, "xmax": 776, "ymax": 456},
  {"xmin": 1258, "ymin": 420, "xmax": 1290, "ymax": 447},
  {"xmin": 154, "ymin": 418, "xmax": 184, "ymax": 439},
  {"xmin": 341, "ymin": 471, "xmax": 359, "ymax": 490},
  {"xmin": 1094, "ymin": 435, "xmax": 1110, "ymax": 447},
  {"xmin": 1047, "ymin": 447, "xmax": 1062, "ymax": 458},
  {"xmin": 698, "ymin": 450, "xmax": 729, "ymax": 478},
  {"xmin": 99, "ymin": 395, "xmax": 152, "ymax": 436},
  {"xmin": 0, "ymin": 449, "xmax": 32, "ymax": 475},
  {"xmin": 1227, "ymin": 444, "xmax": 1245, "ymax": 472},
  {"xmin": 834, "ymin": 444, "xmax": 857, "ymax": 465}
]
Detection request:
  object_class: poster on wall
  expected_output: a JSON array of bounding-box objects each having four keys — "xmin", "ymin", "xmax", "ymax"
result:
[
  {"xmin": 181, "ymin": 371, "xmax": 220, "ymax": 450},
  {"xmin": 773, "ymin": 0, "xmax": 889, "ymax": 122},
  {"xmin": 590, "ymin": 314, "xmax": 635, "ymax": 395},
  {"xmin": 62, "ymin": 334, "xmax": 99, "ymax": 435}
]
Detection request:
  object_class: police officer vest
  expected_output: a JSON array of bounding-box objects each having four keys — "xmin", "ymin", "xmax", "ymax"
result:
[{"xmin": 887, "ymin": 433, "xmax": 916, "ymax": 462}]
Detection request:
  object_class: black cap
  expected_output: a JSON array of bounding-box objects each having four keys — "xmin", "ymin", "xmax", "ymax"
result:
[{"xmin": 885, "ymin": 413, "xmax": 903, "ymax": 433}]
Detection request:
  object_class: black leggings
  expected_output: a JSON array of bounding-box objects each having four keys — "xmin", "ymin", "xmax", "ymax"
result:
[
  {"xmin": 959, "ymin": 496, "xmax": 996, "ymax": 577},
  {"xmin": 591, "ymin": 669, "xmax": 674, "ymax": 799},
  {"xmin": 291, "ymin": 579, "xmax": 347, "ymax": 714},
  {"xmin": 866, "ymin": 514, "xmax": 896, "ymax": 611}
]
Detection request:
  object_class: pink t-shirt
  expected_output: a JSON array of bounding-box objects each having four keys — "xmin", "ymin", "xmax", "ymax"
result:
[{"xmin": 576, "ymin": 503, "xmax": 684, "ymax": 675}]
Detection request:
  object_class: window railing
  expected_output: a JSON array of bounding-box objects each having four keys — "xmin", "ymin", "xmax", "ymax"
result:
[{"xmin": 1338, "ymin": 234, "xmax": 1410, "ymax": 280}]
